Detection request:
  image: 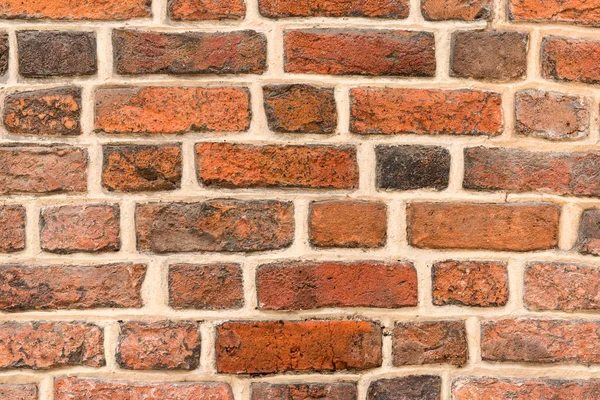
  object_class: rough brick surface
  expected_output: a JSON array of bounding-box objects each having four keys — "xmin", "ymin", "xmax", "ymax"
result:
[
  {"xmin": 542, "ymin": 37, "xmax": 600, "ymax": 85},
  {"xmin": 257, "ymin": 261, "xmax": 418, "ymax": 310},
  {"xmin": 252, "ymin": 383, "xmax": 357, "ymax": 400},
  {"xmin": 259, "ymin": 0, "xmax": 409, "ymax": 18},
  {"xmin": 0, "ymin": 206, "xmax": 25, "ymax": 253},
  {"xmin": 0, "ymin": 32, "xmax": 7, "ymax": 76},
  {"xmin": 216, "ymin": 320, "xmax": 382, "ymax": 374},
  {"xmin": 422, "ymin": 0, "xmax": 492, "ymax": 21},
  {"xmin": 284, "ymin": 30, "xmax": 435, "ymax": 76},
  {"xmin": 0, "ymin": 0, "xmax": 151, "ymax": 20},
  {"xmin": 169, "ymin": 0, "xmax": 246, "ymax": 20},
  {"xmin": 510, "ymin": 0, "xmax": 600, "ymax": 25},
  {"xmin": 0, "ymin": 385, "xmax": 37, "ymax": 400},
  {"xmin": 576, "ymin": 209, "xmax": 600, "ymax": 256},
  {"xmin": 367, "ymin": 376, "xmax": 442, "ymax": 400}
]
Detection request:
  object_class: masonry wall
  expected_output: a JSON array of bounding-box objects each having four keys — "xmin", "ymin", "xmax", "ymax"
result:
[{"xmin": 1, "ymin": 0, "xmax": 600, "ymax": 399}]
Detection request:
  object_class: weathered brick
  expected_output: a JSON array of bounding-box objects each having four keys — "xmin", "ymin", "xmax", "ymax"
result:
[
  {"xmin": 169, "ymin": 0, "xmax": 245, "ymax": 20},
  {"xmin": 0, "ymin": 206, "xmax": 25, "ymax": 253},
  {"xmin": 576, "ymin": 209, "xmax": 600, "ymax": 256},
  {"xmin": 102, "ymin": 144, "xmax": 182, "ymax": 192},
  {"xmin": 40, "ymin": 204, "xmax": 120, "ymax": 254},
  {"xmin": 113, "ymin": 30, "xmax": 267, "ymax": 75},
  {"xmin": 0, "ymin": 263, "xmax": 146, "ymax": 311},
  {"xmin": 0, "ymin": 145, "xmax": 87, "ymax": 195},
  {"xmin": 515, "ymin": 89, "xmax": 590, "ymax": 140},
  {"xmin": 464, "ymin": 147, "xmax": 600, "ymax": 197},
  {"xmin": 95, "ymin": 87, "xmax": 251, "ymax": 134},
  {"xmin": 433, "ymin": 261, "xmax": 509, "ymax": 307},
  {"xmin": 117, "ymin": 321, "xmax": 201, "ymax": 370},
  {"xmin": 169, "ymin": 263, "xmax": 244, "ymax": 310},
  {"xmin": 284, "ymin": 29, "xmax": 435, "ymax": 76},
  {"xmin": 17, "ymin": 31, "xmax": 97, "ymax": 77},
  {"xmin": 257, "ymin": 261, "xmax": 418, "ymax": 310},
  {"xmin": 259, "ymin": 0, "xmax": 408, "ymax": 18},
  {"xmin": 351, "ymin": 88, "xmax": 502, "ymax": 136},
  {"xmin": 451, "ymin": 31, "xmax": 528, "ymax": 81},
  {"xmin": 309, "ymin": 201, "xmax": 387, "ymax": 248},
  {"xmin": 407, "ymin": 202, "xmax": 560, "ymax": 251},
  {"xmin": 216, "ymin": 320, "xmax": 382, "ymax": 374},
  {"xmin": 393, "ymin": 321, "xmax": 468, "ymax": 366},
  {"xmin": 543, "ymin": 36, "xmax": 600, "ymax": 85},
  {"xmin": 0, "ymin": 384, "xmax": 37, "ymax": 400},
  {"xmin": 422, "ymin": 0, "xmax": 491, "ymax": 21},
  {"xmin": 0, "ymin": 321, "xmax": 104, "ymax": 369},
  {"xmin": 0, "ymin": 0, "xmax": 151, "ymax": 20},
  {"xmin": 252, "ymin": 383, "xmax": 357, "ymax": 400},
  {"xmin": 4, "ymin": 87, "xmax": 82, "ymax": 136},
  {"xmin": 263, "ymin": 84, "xmax": 337, "ymax": 134},
  {"xmin": 376, "ymin": 145, "xmax": 451, "ymax": 191},
  {"xmin": 136, "ymin": 200, "xmax": 294, "ymax": 253},
  {"xmin": 55, "ymin": 378, "xmax": 233, "ymax": 400},
  {"xmin": 196, "ymin": 143, "xmax": 358, "ymax": 189},
  {"xmin": 0, "ymin": 32, "xmax": 7, "ymax": 76},
  {"xmin": 367, "ymin": 376, "xmax": 442, "ymax": 400},
  {"xmin": 510, "ymin": 0, "xmax": 600, "ymax": 26}
]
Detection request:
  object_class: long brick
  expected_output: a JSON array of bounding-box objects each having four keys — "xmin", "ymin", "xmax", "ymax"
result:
[
  {"xmin": 0, "ymin": 206, "xmax": 25, "ymax": 253},
  {"xmin": 351, "ymin": 88, "xmax": 502, "ymax": 136},
  {"xmin": 407, "ymin": 202, "xmax": 560, "ymax": 251},
  {"xmin": 542, "ymin": 37, "xmax": 600, "ymax": 85},
  {"xmin": 113, "ymin": 30, "xmax": 267, "ymax": 75},
  {"xmin": 196, "ymin": 143, "xmax": 358, "ymax": 189},
  {"xmin": 0, "ymin": 263, "xmax": 146, "ymax": 311},
  {"xmin": 169, "ymin": 0, "xmax": 245, "ymax": 20},
  {"xmin": 216, "ymin": 320, "xmax": 382, "ymax": 374},
  {"xmin": 136, "ymin": 200, "xmax": 294, "ymax": 253},
  {"xmin": 368, "ymin": 376, "xmax": 442, "ymax": 400},
  {"xmin": 284, "ymin": 29, "xmax": 435, "ymax": 76},
  {"xmin": 95, "ymin": 87, "xmax": 251, "ymax": 134},
  {"xmin": 422, "ymin": 0, "xmax": 492, "ymax": 21},
  {"xmin": 0, "ymin": 0, "xmax": 151, "ymax": 20},
  {"xmin": 510, "ymin": 0, "xmax": 600, "ymax": 26},
  {"xmin": 257, "ymin": 261, "xmax": 418, "ymax": 310},
  {"xmin": 0, "ymin": 384, "xmax": 37, "ymax": 400},
  {"xmin": 252, "ymin": 383, "xmax": 357, "ymax": 400},
  {"xmin": 259, "ymin": 0, "xmax": 409, "ymax": 18}
]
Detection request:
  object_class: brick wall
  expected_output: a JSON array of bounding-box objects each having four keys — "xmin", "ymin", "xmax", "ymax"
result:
[{"xmin": 1, "ymin": 0, "xmax": 600, "ymax": 399}]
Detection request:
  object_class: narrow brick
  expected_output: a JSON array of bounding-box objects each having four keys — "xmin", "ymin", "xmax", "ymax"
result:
[
  {"xmin": 451, "ymin": 31, "xmax": 528, "ymax": 81},
  {"xmin": 259, "ymin": 0, "xmax": 409, "ymax": 18},
  {"xmin": 114, "ymin": 30, "xmax": 266, "ymax": 75},
  {"xmin": 17, "ymin": 31, "xmax": 97, "ymax": 77},
  {"xmin": 0, "ymin": 384, "xmax": 37, "ymax": 400},
  {"xmin": 0, "ymin": 206, "xmax": 25, "ymax": 253},
  {"xmin": 252, "ymin": 383, "xmax": 357, "ymax": 400},
  {"xmin": 136, "ymin": 200, "xmax": 294, "ymax": 253},
  {"xmin": 4, "ymin": 87, "xmax": 82, "ymax": 136},
  {"xmin": 309, "ymin": 201, "xmax": 387, "ymax": 248},
  {"xmin": 576, "ymin": 209, "xmax": 600, "ymax": 256},
  {"xmin": 40, "ymin": 204, "xmax": 120, "ymax": 254},
  {"xmin": 376, "ymin": 145, "xmax": 451, "ymax": 191},
  {"xmin": 351, "ymin": 88, "xmax": 502, "ymax": 136},
  {"xmin": 0, "ymin": 321, "xmax": 104, "ymax": 369},
  {"xmin": 263, "ymin": 84, "xmax": 337, "ymax": 134},
  {"xmin": 196, "ymin": 143, "xmax": 358, "ymax": 189},
  {"xmin": 216, "ymin": 320, "xmax": 382, "ymax": 374},
  {"xmin": 95, "ymin": 87, "xmax": 251, "ymax": 134},
  {"xmin": 284, "ymin": 29, "xmax": 435, "ymax": 76},
  {"xmin": 0, "ymin": 32, "xmax": 7, "ymax": 76},
  {"xmin": 117, "ymin": 321, "xmax": 201, "ymax": 370},
  {"xmin": 433, "ymin": 261, "xmax": 509, "ymax": 307},
  {"xmin": 0, "ymin": 263, "xmax": 146, "ymax": 312},
  {"xmin": 542, "ymin": 37, "xmax": 600, "ymax": 85},
  {"xmin": 102, "ymin": 144, "xmax": 182, "ymax": 192},
  {"xmin": 0, "ymin": 145, "xmax": 87, "ymax": 195},
  {"xmin": 422, "ymin": 0, "xmax": 492, "ymax": 21},
  {"xmin": 407, "ymin": 202, "xmax": 560, "ymax": 251},
  {"xmin": 393, "ymin": 321, "xmax": 468, "ymax": 366},
  {"xmin": 368, "ymin": 376, "xmax": 442, "ymax": 400},
  {"xmin": 0, "ymin": 0, "xmax": 151, "ymax": 20},
  {"xmin": 257, "ymin": 261, "xmax": 418, "ymax": 310},
  {"xmin": 169, "ymin": 263, "xmax": 244, "ymax": 310},
  {"xmin": 510, "ymin": 0, "xmax": 600, "ymax": 26},
  {"xmin": 169, "ymin": 0, "xmax": 245, "ymax": 20}
]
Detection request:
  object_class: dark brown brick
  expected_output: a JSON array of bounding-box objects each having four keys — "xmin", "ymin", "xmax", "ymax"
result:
[
  {"xmin": 368, "ymin": 376, "xmax": 442, "ymax": 400},
  {"xmin": 0, "ymin": 206, "xmax": 25, "ymax": 253},
  {"xmin": 252, "ymin": 383, "xmax": 357, "ymax": 400},
  {"xmin": 576, "ymin": 209, "xmax": 600, "ymax": 256},
  {"xmin": 0, "ymin": 32, "xmax": 8, "ymax": 76}
]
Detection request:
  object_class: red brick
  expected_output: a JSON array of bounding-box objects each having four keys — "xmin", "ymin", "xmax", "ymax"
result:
[
  {"xmin": 0, "ymin": 384, "xmax": 37, "ymax": 400},
  {"xmin": 216, "ymin": 320, "xmax": 382, "ymax": 374},
  {"xmin": 351, "ymin": 88, "xmax": 502, "ymax": 136},
  {"xmin": 542, "ymin": 37, "xmax": 600, "ymax": 85},
  {"xmin": 0, "ymin": 145, "xmax": 87, "ymax": 195},
  {"xmin": 524, "ymin": 262, "xmax": 600, "ymax": 311},
  {"xmin": 136, "ymin": 200, "xmax": 294, "ymax": 253},
  {"xmin": 482, "ymin": 319, "xmax": 600, "ymax": 363},
  {"xmin": 169, "ymin": 0, "xmax": 245, "ymax": 20},
  {"xmin": 368, "ymin": 376, "xmax": 442, "ymax": 400},
  {"xmin": 0, "ymin": 0, "xmax": 151, "ymax": 20},
  {"xmin": 55, "ymin": 378, "xmax": 233, "ymax": 400},
  {"xmin": 284, "ymin": 29, "xmax": 435, "ymax": 76},
  {"xmin": 257, "ymin": 261, "xmax": 418, "ymax": 310},
  {"xmin": 309, "ymin": 201, "xmax": 387, "ymax": 248},
  {"xmin": 102, "ymin": 144, "xmax": 182, "ymax": 192},
  {"xmin": 196, "ymin": 143, "xmax": 358, "ymax": 189},
  {"xmin": 407, "ymin": 202, "xmax": 560, "ymax": 251},
  {"xmin": 169, "ymin": 263, "xmax": 244, "ymax": 310},
  {"xmin": 576, "ymin": 209, "xmax": 600, "ymax": 256},
  {"xmin": 510, "ymin": 0, "xmax": 600, "ymax": 26},
  {"xmin": 117, "ymin": 321, "xmax": 201, "ymax": 370},
  {"xmin": 464, "ymin": 147, "xmax": 600, "ymax": 197},
  {"xmin": 95, "ymin": 87, "xmax": 250, "ymax": 134},
  {"xmin": 0, "ymin": 206, "xmax": 25, "ymax": 253},
  {"xmin": 433, "ymin": 261, "xmax": 509, "ymax": 307},
  {"xmin": 393, "ymin": 321, "xmax": 468, "ymax": 366},
  {"xmin": 422, "ymin": 0, "xmax": 492, "ymax": 21},
  {"xmin": 252, "ymin": 383, "xmax": 357, "ymax": 400},
  {"xmin": 114, "ymin": 30, "xmax": 266, "ymax": 75},
  {"xmin": 40, "ymin": 204, "xmax": 120, "ymax": 254},
  {"xmin": 0, "ymin": 263, "xmax": 146, "ymax": 311},
  {"xmin": 0, "ymin": 321, "xmax": 104, "ymax": 369},
  {"xmin": 259, "ymin": 0, "xmax": 408, "ymax": 18}
]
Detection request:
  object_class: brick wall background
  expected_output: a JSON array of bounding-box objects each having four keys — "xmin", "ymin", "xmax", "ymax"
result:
[{"xmin": 1, "ymin": 0, "xmax": 600, "ymax": 399}]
